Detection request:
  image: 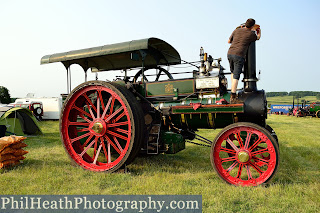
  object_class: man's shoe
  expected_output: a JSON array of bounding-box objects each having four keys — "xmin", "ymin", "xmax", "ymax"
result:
[{"xmin": 230, "ymin": 97, "xmax": 243, "ymax": 104}]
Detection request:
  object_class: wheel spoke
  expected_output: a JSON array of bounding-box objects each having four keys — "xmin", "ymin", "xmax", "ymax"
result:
[
  {"xmin": 97, "ymin": 90, "xmax": 105, "ymax": 111},
  {"xmin": 105, "ymin": 106, "xmax": 124, "ymax": 123},
  {"xmin": 104, "ymin": 135, "xmax": 122, "ymax": 154},
  {"xmin": 82, "ymin": 134, "xmax": 94, "ymax": 148},
  {"xmin": 252, "ymin": 156, "xmax": 269, "ymax": 165},
  {"xmin": 101, "ymin": 96, "xmax": 113, "ymax": 119},
  {"xmin": 226, "ymin": 138, "xmax": 239, "ymax": 151},
  {"xmin": 107, "ymin": 130, "xmax": 128, "ymax": 141},
  {"xmin": 220, "ymin": 147, "xmax": 237, "ymax": 155},
  {"xmin": 113, "ymin": 127, "xmax": 128, "ymax": 135},
  {"xmin": 70, "ymin": 132, "xmax": 91, "ymax": 144},
  {"xmin": 101, "ymin": 138, "xmax": 109, "ymax": 162},
  {"xmin": 93, "ymin": 143, "xmax": 103, "ymax": 165},
  {"xmin": 68, "ymin": 121, "xmax": 90, "ymax": 126},
  {"xmin": 113, "ymin": 112, "xmax": 126, "ymax": 123},
  {"xmin": 244, "ymin": 132, "xmax": 252, "ymax": 149},
  {"xmin": 227, "ymin": 161, "xmax": 238, "ymax": 172},
  {"xmin": 78, "ymin": 113, "xmax": 92, "ymax": 123},
  {"xmin": 83, "ymin": 93, "xmax": 97, "ymax": 113},
  {"xmin": 221, "ymin": 156, "xmax": 237, "ymax": 163},
  {"xmin": 107, "ymin": 121, "xmax": 128, "ymax": 128},
  {"xmin": 235, "ymin": 131, "xmax": 244, "ymax": 148},
  {"xmin": 248, "ymin": 138, "xmax": 263, "ymax": 151},
  {"xmin": 109, "ymin": 97, "xmax": 115, "ymax": 116},
  {"xmin": 155, "ymin": 69, "xmax": 163, "ymax": 81},
  {"xmin": 77, "ymin": 128, "xmax": 90, "ymax": 132},
  {"xmin": 251, "ymin": 148, "xmax": 269, "ymax": 156},
  {"xmin": 249, "ymin": 161, "xmax": 263, "ymax": 175},
  {"xmin": 80, "ymin": 138, "xmax": 97, "ymax": 157},
  {"xmin": 246, "ymin": 165, "xmax": 253, "ymax": 180},
  {"xmin": 107, "ymin": 140, "xmax": 111, "ymax": 163},
  {"xmin": 236, "ymin": 163, "xmax": 243, "ymax": 178},
  {"xmin": 73, "ymin": 105, "xmax": 93, "ymax": 119},
  {"xmin": 93, "ymin": 136, "xmax": 98, "ymax": 157},
  {"xmin": 87, "ymin": 103, "xmax": 96, "ymax": 120},
  {"xmin": 112, "ymin": 136, "xmax": 123, "ymax": 152},
  {"xmin": 97, "ymin": 95, "xmax": 100, "ymax": 118}
]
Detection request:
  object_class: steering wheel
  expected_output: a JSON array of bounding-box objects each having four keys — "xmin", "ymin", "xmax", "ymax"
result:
[{"xmin": 133, "ymin": 67, "xmax": 173, "ymax": 83}]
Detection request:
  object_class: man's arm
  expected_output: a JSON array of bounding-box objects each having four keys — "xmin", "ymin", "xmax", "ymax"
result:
[
  {"xmin": 228, "ymin": 30, "xmax": 235, "ymax": 43},
  {"xmin": 257, "ymin": 29, "xmax": 261, "ymax": 40}
]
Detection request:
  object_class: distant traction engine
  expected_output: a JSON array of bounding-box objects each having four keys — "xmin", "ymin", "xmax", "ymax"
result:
[{"xmin": 41, "ymin": 38, "xmax": 279, "ymax": 186}]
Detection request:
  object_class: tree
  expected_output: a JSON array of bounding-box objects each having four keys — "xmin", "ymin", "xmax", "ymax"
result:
[
  {"xmin": 0, "ymin": 86, "xmax": 11, "ymax": 104},
  {"xmin": 317, "ymin": 93, "xmax": 320, "ymax": 100}
]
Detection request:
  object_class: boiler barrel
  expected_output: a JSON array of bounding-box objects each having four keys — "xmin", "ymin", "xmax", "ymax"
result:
[{"xmin": 169, "ymin": 90, "xmax": 267, "ymax": 129}]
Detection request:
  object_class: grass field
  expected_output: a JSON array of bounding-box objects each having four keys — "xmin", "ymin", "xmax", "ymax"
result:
[
  {"xmin": 0, "ymin": 115, "xmax": 319, "ymax": 212},
  {"xmin": 267, "ymin": 95, "xmax": 319, "ymax": 106}
]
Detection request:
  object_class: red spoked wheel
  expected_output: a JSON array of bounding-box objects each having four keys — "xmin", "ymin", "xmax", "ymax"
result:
[
  {"xmin": 210, "ymin": 122, "xmax": 279, "ymax": 186},
  {"xmin": 60, "ymin": 81, "xmax": 144, "ymax": 172}
]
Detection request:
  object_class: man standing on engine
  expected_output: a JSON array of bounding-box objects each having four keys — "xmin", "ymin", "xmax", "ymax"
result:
[{"xmin": 228, "ymin": 18, "xmax": 261, "ymax": 103}]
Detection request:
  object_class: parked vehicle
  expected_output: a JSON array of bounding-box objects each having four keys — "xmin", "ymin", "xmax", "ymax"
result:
[
  {"xmin": 12, "ymin": 101, "xmax": 43, "ymax": 120},
  {"xmin": 14, "ymin": 98, "xmax": 62, "ymax": 120}
]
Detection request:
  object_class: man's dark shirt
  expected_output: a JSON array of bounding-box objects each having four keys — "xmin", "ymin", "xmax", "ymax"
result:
[{"xmin": 228, "ymin": 27, "xmax": 257, "ymax": 58}]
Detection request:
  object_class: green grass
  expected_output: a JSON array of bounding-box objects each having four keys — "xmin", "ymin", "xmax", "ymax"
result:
[
  {"xmin": 0, "ymin": 116, "xmax": 320, "ymax": 212},
  {"xmin": 267, "ymin": 95, "xmax": 319, "ymax": 106}
]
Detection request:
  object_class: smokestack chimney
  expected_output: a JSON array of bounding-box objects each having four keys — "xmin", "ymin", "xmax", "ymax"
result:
[{"xmin": 243, "ymin": 42, "xmax": 258, "ymax": 92}]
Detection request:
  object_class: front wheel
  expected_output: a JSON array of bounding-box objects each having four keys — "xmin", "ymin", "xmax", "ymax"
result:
[{"xmin": 210, "ymin": 122, "xmax": 279, "ymax": 186}]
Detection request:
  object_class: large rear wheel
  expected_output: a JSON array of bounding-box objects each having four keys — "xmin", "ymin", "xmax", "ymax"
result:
[
  {"xmin": 60, "ymin": 81, "xmax": 144, "ymax": 172},
  {"xmin": 210, "ymin": 122, "xmax": 279, "ymax": 186}
]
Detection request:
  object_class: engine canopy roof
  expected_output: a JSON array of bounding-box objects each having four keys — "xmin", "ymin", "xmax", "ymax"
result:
[{"xmin": 40, "ymin": 37, "xmax": 181, "ymax": 72}]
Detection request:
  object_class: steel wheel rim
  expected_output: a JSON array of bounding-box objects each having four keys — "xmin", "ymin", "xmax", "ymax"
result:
[
  {"xmin": 213, "ymin": 126, "xmax": 277, "ymax": 186},
  {"xmin": 61, "ymin": 85, "xmax": 132, "ymax": 171}
]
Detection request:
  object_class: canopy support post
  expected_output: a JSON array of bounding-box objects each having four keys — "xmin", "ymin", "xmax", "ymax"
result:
[
  {"xmin": 66, "ymin": 67, "xmax": 70, "ymax": 94},
  {"xmin": 69, "ymin": 67, "xmax": 72, "ymax": 93},
  {"xmin": 139, "ymin": 50, "xmax": 148, "ymax": 83},
  {"xmin": 66, "ymin": 66, "xmax": 72, "ymax": 94}
]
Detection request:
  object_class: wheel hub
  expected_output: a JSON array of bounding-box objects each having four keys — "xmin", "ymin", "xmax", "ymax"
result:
[
  {"xmin": 92, "ymin": 122, "xmax": 104, "ymax": 134},
  {"xmin": 238, "ymin": 151, "xmax": 250, "ymax": 163}
]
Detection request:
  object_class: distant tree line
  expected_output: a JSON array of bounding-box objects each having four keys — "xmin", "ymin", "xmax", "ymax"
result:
[
  {"xmin": 289, "ymin": 91, "xmax": 320, "ymax": 98},
  {"xmin": 266, "ymin": 92, "xmax": 289, "ymax": 97},
  {"xmin": 0, "ymin": 86, "xmax": 11, "ymax": 104},
  {"xmin": 267, "ymin": 91, "xmax": 320, "ymax": 99}
]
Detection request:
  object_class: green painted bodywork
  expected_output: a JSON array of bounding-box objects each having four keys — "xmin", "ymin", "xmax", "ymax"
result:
[
  {"xmin": 132, "ymin": 78, "xmax": 243, "ymax": 129},
  {"xmin": 146, "ymin": 79, "xmax": 195, "ymax": 97},
  {"xmin": 141, "ymin": 80, "xmax": 242, "ymax": 129},
  {"xmin": 171, "ymin": 105, "xmax": 243, "ymax": 114},
  {"xmin": 161, "ymin": 131, "xmax": 185, "ymax": 154}
]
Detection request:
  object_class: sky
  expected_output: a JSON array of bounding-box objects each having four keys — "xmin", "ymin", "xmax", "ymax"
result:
[{"xmin": 0, "ymin": 0, "xmax": 319, "ymax": 98}]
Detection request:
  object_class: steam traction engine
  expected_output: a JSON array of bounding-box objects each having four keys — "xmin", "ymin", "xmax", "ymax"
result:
[{"xmin": 41, "ymin": 38, "xmax": 279, "ymax": 186}]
